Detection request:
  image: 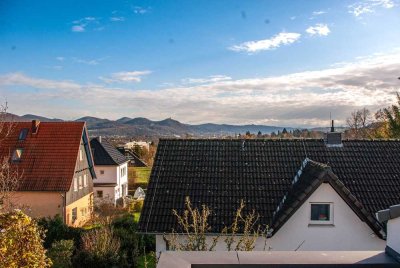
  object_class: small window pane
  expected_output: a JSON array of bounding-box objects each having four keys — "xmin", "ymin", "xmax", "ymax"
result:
[
  {"xmin": 311, "ymin": 204, "xmax": 330, "ymax": 221},
  {"xmin": 12, "ymin": 149, "xmax": 23, "ymax": 162},
  {"xmin": 18, "ymin": 128, "xmax": 28, "ymax": 140},
  {"xmin": 74, "ymin": 178, "xmax": 78, "ymax": 191}
]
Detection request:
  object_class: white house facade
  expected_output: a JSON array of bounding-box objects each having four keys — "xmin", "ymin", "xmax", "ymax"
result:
[{"xmin": 90, "ymin": 137, "xmax": 129, "ymax": 205}]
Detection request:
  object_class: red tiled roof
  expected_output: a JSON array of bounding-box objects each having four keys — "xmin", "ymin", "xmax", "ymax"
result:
[{"xmin": 0, "ymin": 121, "xmax": 86, "ymax": 191}]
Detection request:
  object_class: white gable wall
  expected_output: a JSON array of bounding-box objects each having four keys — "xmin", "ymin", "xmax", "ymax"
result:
[
  {"xmin": 264, "ymin": 183, "xmax": 385, "ymax": 251},
  {"xmin": 156, "ymin": 183, "xmax": 385, "ymax": 253},
  {"xmin": 93, "ymin": 162, "xmax": 128, "ymax": 203}
]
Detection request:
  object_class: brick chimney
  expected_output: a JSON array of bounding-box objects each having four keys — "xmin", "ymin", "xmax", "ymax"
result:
[
  {"xmin": 31, "ymin": 120, "xmax": 40, "ymax": 134},
  {"xmin": 98, "ymin": 136, "xmax": 102, "ymax": 143},
  {"xmin": 325, "ymin": 120, "xmax": 342, "ymax": 147}
]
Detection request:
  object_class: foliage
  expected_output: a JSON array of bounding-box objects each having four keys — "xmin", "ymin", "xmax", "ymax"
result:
[
  {"xmin": 0, "ymin": 210, "xmax": 52, "ymax": 268},
  {"xmin": 73, "ymin": 227, "xmax": 121, "ymax": 268},
  {"xmin": 37, "ymin": 215, "xmax": 84, "ymax": 249},
  {"xmin": 164, "ymin": 197, "xmax": 268, "ymax": 252},
  {"xmin": 136, "ymin": 252, "xmax": 157, "ymax": 268},
  {"xmin": 132, "ymin": 167, "xmax": 152, "ymax": 184},
  {"xmin": 382, "ymin": 92, "xmax": 400, "ymax": 138},
  {"xmin": 222, "ymin": 200, "xmax": 268, "ymax": 251},
  {"xmin": 133, "ymin": 200, "xmax": 144, "ymax": 212},
  {"xmin": 47, "ymin": 240, "xmax": 74, "ymax": 268},
  {"xmin": 163, "ymin": 196, "xmax": 219, "ymax": 251}
]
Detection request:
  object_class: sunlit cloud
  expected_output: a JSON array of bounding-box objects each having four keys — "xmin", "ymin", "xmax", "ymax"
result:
[
  {"xmin": 181, "ymin": 75, "xmax": 232, "ymax": 85},
  {"xmin": 71, "ymin": 17, "xmax": 99, "ymax": 32},
  {"xmin": 110, "ymin": 16, "xmax": 125, "ymax": 22},
  {"xmin": 99, "ymin": 71, "xmax": 152, "ymax": 83},
  {"xmin": 1, "ymin": 52, "xmax": 399, "ymax": 127},
  {"xmin": 229, "ymin": 32, "xmax": 301, "ymax": 53},
  {"xmin": 306, "ymin": 24, "xmax": 331, "ymax": 36},
  {"xmin": 348, "ymin": 0, "xmax": 395, "ymax": 17}
]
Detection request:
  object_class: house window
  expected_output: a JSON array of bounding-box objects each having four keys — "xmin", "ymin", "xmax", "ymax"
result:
[
  {"xmin": 74, "ymin": 177, "xmax": 78, "ymax": 191},
  {"xmin": 100, "ymin": 170, "xmax": 104, "ymax": 175},
  {"xmin": 12, "ymin": 148, "xmax": 23, "ymax": 162},
  {"xmin": 78, "ymin": 176, "xmax": 83, "ymax": 189},
  {"xmin": 72, "ymin": 207, "xmax": 77, "ymax": 223},
  {"xmin": 97, "ymin": 190, "xmax": 103, "ymax": 198},
  {"xmin": 18, "ymin": 128, "xmax": 29, "ymax": 140},
  {"xmin": 310, "ymin": 203, "xmax": 333, "ymax": 225},
  {"xmin": 83, "ymin": 174, "xmax": 87, "ymax": 187},
  {"xmin": 79, "ymin": 149, "xmax": 83, "ymax": 161}
]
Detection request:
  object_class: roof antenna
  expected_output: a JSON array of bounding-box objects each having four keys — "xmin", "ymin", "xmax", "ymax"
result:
[{"xmin": 331, "ymin": 119, "xmax": 335, "ymax": 133}]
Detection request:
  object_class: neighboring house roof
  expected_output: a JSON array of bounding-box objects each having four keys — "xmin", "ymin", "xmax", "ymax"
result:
[
  {"xmin": 90, "ymin": 137, "xmax": 129, "ymax": 166},
  {"xmin": 117, "ymin": 147, "xmax": 148, "ymax": 167},
  {"xmin": 139, "ymin": 139, "xmax": 400, "ymax": 234},
  {"xmin": 0, "ymin": 121, "xmax": 94, "ymax": 191},
  {"xmin": 271, "ymin": 158, "xmax": 383, "ymax": 237}
]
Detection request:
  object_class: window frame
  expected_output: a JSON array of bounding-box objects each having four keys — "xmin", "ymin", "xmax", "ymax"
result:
[
  {"xmin": 78, "ymin": 176, "xmax": 83, "ymax": 189},
  {"xmin": 100, "ymin": 170, "xmax": 105, "ymax": 175},
  {"xmin": 83, "ymin": 174, "xmax": 87, "ymax": 187},
  {"xmin": 18, "ymin": 128, "xmax": 29, "ymax": 140},
  {"xmin": 97, "ymin": 190, "xmax": 103, "ymax": 198},
  {"xmin": 73, "ymin": 177, "xmax": 78, "ymax": 191},
  {"xmin": 309, "ymin": 202, "xmax": 334, "ymax": 225}
]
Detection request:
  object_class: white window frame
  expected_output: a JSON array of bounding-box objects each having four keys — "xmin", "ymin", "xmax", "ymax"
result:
[
  {"xmin": 79, "ymin": 149, "xmax": 83, "ymax": 161},
  {"xmin": 309, "ymin": 202, "xmax": 334, "ymax": 225},
  {"xmin": 73, "ymin": 177, "xmax": 78, "ymax": 191},
  {"xmin": 78, "ymin": 176, "xmax": 83, "ymax": 189},
  {"xmin": 83, "ymin": 174, "xmax": 87, "ymax": 187}
]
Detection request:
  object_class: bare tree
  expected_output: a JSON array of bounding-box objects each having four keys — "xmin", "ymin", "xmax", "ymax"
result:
[
  {"xmin": 0, "ymin": 102, "xmax": 19, "ymax": 211},
  {"xmin": 346, "ymin": 108, "xmax": 372, "ymax": 139}
]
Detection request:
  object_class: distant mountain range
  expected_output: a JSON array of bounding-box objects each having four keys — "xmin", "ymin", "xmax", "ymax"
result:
[{"xmin": 6, "ymin": 113, "xmax": 298, "ymax": 137}]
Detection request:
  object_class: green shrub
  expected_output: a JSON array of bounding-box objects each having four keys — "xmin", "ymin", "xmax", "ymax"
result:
[
  {"xmin": 47, "ymin": 240, "xmax": 74, "ymax": 268},
  {"xmin": 37, "ymin": 215, "xmax": 84, "ymax": 249}
]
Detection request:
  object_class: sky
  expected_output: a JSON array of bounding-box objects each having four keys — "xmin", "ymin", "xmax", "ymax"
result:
[{"xmin": 0, "ymin": 0, "xmax": 400, "ymax": 127}]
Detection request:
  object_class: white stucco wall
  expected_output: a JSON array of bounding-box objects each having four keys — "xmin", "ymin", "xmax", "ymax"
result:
[
  {"xmin": 93, "ymin": 162, "xmax": 128, "ymax": 203},
  {"xmin": 387, "ymin": 217, "xmax": 400, "ymax": 253},
  {"xmin": 156, "ymin": 183, "xmax": 385, "ymax": 253}
]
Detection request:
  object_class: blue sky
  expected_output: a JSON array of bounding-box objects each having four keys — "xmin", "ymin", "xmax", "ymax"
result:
[{"xmin": 1, "ymin": 0, "xmax": 400, "ymax": 127}]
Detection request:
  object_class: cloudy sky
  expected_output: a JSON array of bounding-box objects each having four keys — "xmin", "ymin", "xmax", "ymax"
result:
[{"xmin": 1, "ymin": 0, "xmax": 400, "ymax": 127}]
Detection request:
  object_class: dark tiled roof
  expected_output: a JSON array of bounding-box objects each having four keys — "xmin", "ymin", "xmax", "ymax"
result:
[
  {"xmin": 90, "ymin": 138, "xmax": 128, "ymax": 166},
  {"xmin": 0, "ymin": 121, "xmax": 89, "ymax": 191},
  {"xmin": 271, "ymin": 159, "xmax": 383, "ymax": 237},
  {"xmin": 139, "ymin": 139, "xmax": 400, "ymax": 234},
  {"xmin": 117, "ymin": 147, "xmax": 148, "ymax": 167}
]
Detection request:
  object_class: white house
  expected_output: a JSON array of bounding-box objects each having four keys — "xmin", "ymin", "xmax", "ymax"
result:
[
  {"xmin": 138, "ymin": 128, "xmax": 400, "ymax": 254},
  {"xmin": 90, "ymin": 137, "xmax": 129, "ymax": 205}
]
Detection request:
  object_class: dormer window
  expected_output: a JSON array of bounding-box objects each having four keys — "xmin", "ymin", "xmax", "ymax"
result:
[
  {"xmin": 18, "ymin": 128, "xmax": 29, "ymax": 140},
  {"xmin": 310, "ymin": 203, "xmax": 333, "ymax": 225},
  {"xmin": 12, "ymin": 148, "xmax": 23, "ymax": 162}
]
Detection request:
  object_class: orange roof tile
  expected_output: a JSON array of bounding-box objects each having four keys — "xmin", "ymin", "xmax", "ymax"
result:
[{"xmin": 0, "ymin": 121, "xmax": 86, "ymax": 191}]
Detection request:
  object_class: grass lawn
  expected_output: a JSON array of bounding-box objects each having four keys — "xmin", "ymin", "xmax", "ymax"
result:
[{"xmin": 134, "ymin": 167, "xmax": 152, "ymax": 183}]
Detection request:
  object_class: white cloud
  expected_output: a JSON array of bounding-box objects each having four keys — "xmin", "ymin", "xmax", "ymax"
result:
[
  {"xmin": 72, "ymin": 25, "xmax": 85, "ymax": 32},
  {"xmin": 133, "ymin": 6, "xmax": 150, "ymax": 14},
  {"xmin": 229, "ymin": 32, "xmax": 301, "ymax": 53},
  {"xmin": 1, "ymin": 52, "xmax": 400, "ymax": 127},
  {"xmin": 181, "ymin": 75, "xmax": 232, "ymax": 85},
  {"xmin": 72, "ymin": 57, "xmax": 107, "ymax": 66},
  {"xmin": 349, "ymin": 0, "xmax": 395, "ymax": 17},
  {"xmin": 312, "ymin": 10, "xmax": 327, "ymax": 15},
  {"xmin": 306, "ymin": 24, "xmax": 331, "ymax": 36},
  {"xmin": 110, "ymin": 16, "xmax": 125, "ymax": 22},
  {"xmin": 99, "ymin": 71, "xmax": 152, "ymax": 83},
  {"xmin": 56, "ymin": 56, "xmax": 65, "ymax": 61},
  {"xmin": 71, "ymin": 17, "xmax": 99, "ymax": 32}
]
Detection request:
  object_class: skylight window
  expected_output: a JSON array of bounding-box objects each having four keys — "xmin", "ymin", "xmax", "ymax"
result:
[
  {"xmin": 310, "ymin": 203, "xmax": 333, "ymax": 225},
  {"xmin": 18, "ymin": 128, "xmax": 28, "ymax": 140},
  {"xmin": 12, "ymin": 148, "xmax": 23, "ymax": 162}
]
